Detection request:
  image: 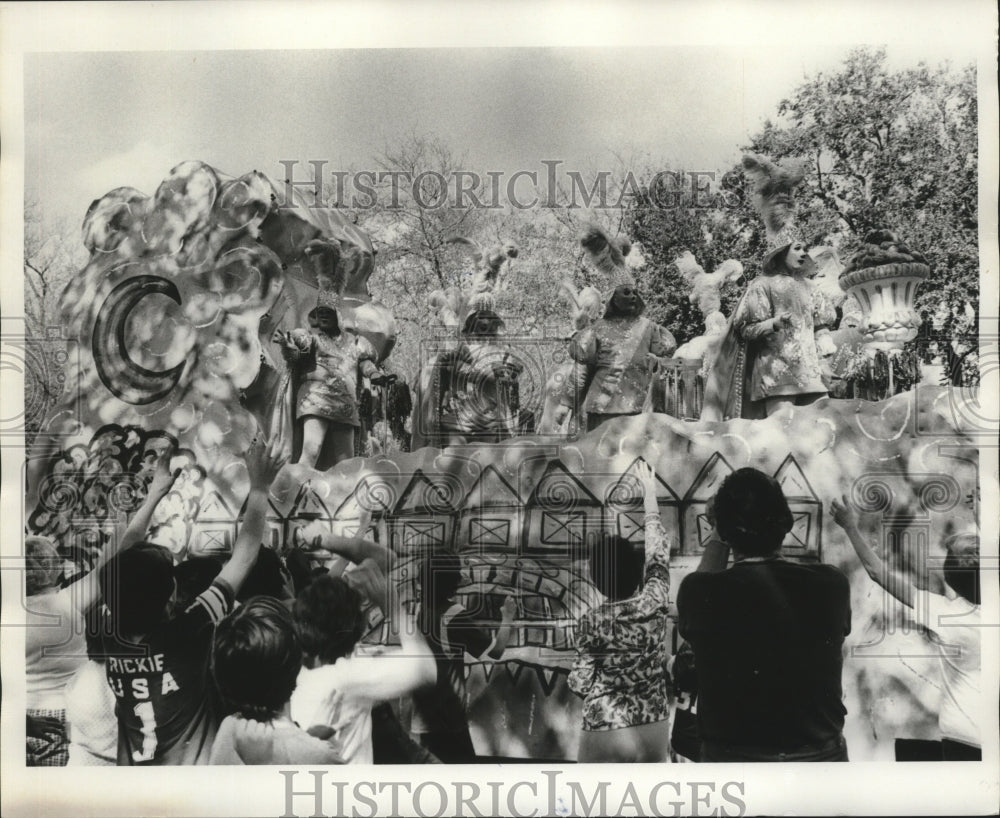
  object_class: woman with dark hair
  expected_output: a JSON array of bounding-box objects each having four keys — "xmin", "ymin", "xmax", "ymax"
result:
[
  {"xmin": 677, "ymin": 467, "xmax": 852, "ymax": 762},
  {"xmin": 568, "ymin": 461, "xmax": 674, "ymax": 762},
  {"xmin": 703, "ymin": 241, "xmax": 835, "ymax": 420},
  {"xmin": 273, "ymin": 302, "xmax": 392, "ymax": 468},
  {"xmin": 832, "ymin": 500, "xmax": 982, "ymax": 760}
]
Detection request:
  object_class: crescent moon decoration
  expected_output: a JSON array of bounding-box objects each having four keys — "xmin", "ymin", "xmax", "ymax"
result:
[{"xmin": 93, "ymin": 275, "xmax": 185, "ymax": 405}]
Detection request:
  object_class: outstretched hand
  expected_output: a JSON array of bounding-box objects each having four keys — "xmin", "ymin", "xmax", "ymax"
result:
[
  {"xmin": 830, "ymin": 494, "xmax": 859, "ymax": 531},
  {"xmin": 344, "ymin": 558, "xmax": 389, "ymax": 612},
  {"xmin": 245, "ymin": 434, "xmax": 288, "ymax": 491},
  {"xmin": 297, "ymin": 520, "xmax": 328, "ymax": 551},
  {"xmin": 499, "ymin": 595, "xmax": 518, "ymax": 623},
  {"xmin": 634, "ymin": 460, "xmax": 660, "ymax": 513},
  {"xmin": 148, "ymin": 446, "xmax": 181, "ymax": 499}
]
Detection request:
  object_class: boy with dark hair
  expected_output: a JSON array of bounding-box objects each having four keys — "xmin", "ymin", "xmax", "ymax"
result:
[
  {"xmin": 833, "ymin": 499, "xmax": 982, "ymax": 760},
  {"xmin": 209, "ymin": 596, "xmax": 342, "ymax": 765},
  {"xmin": 99, "ymin": 437, "xmax": 286, "ymax": 765},
  {"xmin": 291, "ymin": 523, "xmax": 437, "ymax": 764},
  {"xmin": 677, "ymin": 467, "xmax": 851, "ymax": 762}
]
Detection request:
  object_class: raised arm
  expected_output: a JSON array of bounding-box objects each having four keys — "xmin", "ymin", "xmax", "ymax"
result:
[
  {"xmin": 73, "ymin": 446, "xmax": 180, "ymax": 613},
  {"xmin": 633, "ymin": 461, "xmax": 672, "ymax": 608},
  {"xmin": 218, "ymin": 438, "xmax": 288, "ymax": 593},
  {"xmin": 356, "ymin": 335, "xmax": 392, "ymax": 384},
  {"xmin": 485, "ymin": 595, "xmax": 518, "ymax": 660},
  {"xmin": 342, "ymin": 576, "xmax": 436, "ymax": 702},
  {"xmin": 299, "ymin": 511, "xmax": 392, "ymax": 576},
  {"xmin": 831, "ymin": 494, "xmax": 915, "ymax": 608},
  {"xmin": 694, "ymin": 494, "xmax": 730, "ymax": 573}
]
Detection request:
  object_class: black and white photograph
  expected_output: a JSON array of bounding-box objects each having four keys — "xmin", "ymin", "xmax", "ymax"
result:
[{"xmin": 1, "ymin": 2, "xmax": 997, "ymax": 816}]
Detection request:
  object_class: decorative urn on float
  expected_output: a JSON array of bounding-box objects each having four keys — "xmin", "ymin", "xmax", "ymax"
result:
[{"xmin": 838, "ymin": 229, "xmax": 931, "ymax": 352}]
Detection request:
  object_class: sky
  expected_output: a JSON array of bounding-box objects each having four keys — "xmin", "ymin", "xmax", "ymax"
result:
[{"xmin": 24, "ymin": 43, "xmax": 980, "ymax": 230}]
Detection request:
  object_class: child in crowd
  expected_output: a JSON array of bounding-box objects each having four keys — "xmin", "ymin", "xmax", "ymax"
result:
[
  {"xmin": 410, "ymin": 552, "xmax": 517, "ymax": 762},
  {"xmin": 65, "ymin": 605, "xmax": 118, "ymax": 766},
  {"xmin": 832, "ymin": 497, "xmax": 982, "ymax": 761},
  {"xmin": 291, "ymin": 522, "xmax": 437, "ymax": 763},
  {"xmin": 26, "ymin": 446, "xmax": 180, "ymax": 766},
  {"xmin": 99, "ymin": 437, "xmax": 287, "ymax": 765},
  {"xmin": 568, "ymin": 460, "xmax": 674, "ymax": 762},
  {"xmin": 210, "ymin": 596, "xmax": 342, "ymax": 764}
]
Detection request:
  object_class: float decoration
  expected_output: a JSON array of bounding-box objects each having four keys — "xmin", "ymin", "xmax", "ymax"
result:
[{"xmin": 838, "ymin": 229, "xmax": 930, "ymax": 352}]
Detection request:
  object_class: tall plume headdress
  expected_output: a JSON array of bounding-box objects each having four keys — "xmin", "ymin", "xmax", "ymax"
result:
[
  {"xmin": 741, "ymin": 153, "xmax": 814, "ymax": 273},
  {"xmin": 445, "ymin": 236, "xmax": 518, "ymax": 311},
  {"xmin": 579, "ymin": 223, "xmax": 636, "ymax": 292},
  {"xmin": 741, "ymin": 153, "xmax": 807, "ymax": 242}
]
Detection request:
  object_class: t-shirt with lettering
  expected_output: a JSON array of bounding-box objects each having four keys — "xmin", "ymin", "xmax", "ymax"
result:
[{"xmin": 104, "ymin": 578, "xmax": 234, "ymax": 765}]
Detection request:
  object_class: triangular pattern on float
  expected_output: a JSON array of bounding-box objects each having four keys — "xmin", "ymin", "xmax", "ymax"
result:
[
  {"xmin": 606, "ymin": 456, "xmax": 681, "ymax": 507},
  {"xmin": 464, "ymin": 464, "xmax": 523, "ymax": 509},
  {"xmin": 394, "ymin": 469, "xmax": 458, "ymax": 515},
  {"xmin": 527, "ymin": 460, "xmax": 600, "ymax": 508},
  {"xmin": 536, "ymin": 666, "xmax": 562, "ymax": 696},
  {"xmin": 289, "ymin": 483, "xmax": 334, "ymax": 520},
  {"xmin": 682, "ymin": 451, "xmax": 735, "ymax": 501},
  {"xmin": 773, "ymin": 453, "xmax": 819, "ymax": 500}
]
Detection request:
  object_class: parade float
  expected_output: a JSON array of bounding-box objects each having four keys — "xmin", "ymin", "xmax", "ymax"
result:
[{"xmin": 24, "ymin": 161, "xmax": 987, "ymax": 762}]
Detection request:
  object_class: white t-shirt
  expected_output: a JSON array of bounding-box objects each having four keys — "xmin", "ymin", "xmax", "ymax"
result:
[
  {"xmin": 25, "ymin": 588, "xmax": 87, "ymax": 711},
  {"xmin": 289, "ymin": 653, "xmax": 377, "ymax": 765},
  {"xmin": 65, "ymin": 661, "xmax": 118, "ymax": 766},
  {"xmin": 916, "ymin": 591, "xmax": 981, "ymax": 747}
]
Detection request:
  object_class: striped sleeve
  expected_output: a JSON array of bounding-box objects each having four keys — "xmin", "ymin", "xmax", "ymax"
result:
[{"xmin": 188, "ymin": 577, "xmax": 235, "ymax": 625}]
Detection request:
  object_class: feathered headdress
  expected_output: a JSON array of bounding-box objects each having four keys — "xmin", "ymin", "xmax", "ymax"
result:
[
  {"xmin": 304, "ymin": 238, "xmax": 344, "ymax": 307},
  {"xmin": 741, "ymin": 153, "xmax": 808, "ymax": 250},
  {"xmin": 426, "ymin": 286, "xmax": 469, "ymax": 333},
  {"xmin": 579, "ymin": 223, "xmax": 636, "ymax": 289},
  {"xmin": 674, "ymin": 251, "xmax": 743, "ymax": 317},
  {"xmin": 559, "ymin": 281, "xmax": 604, "ymax": 330},
  {"xmin": 445, "ymin": 236, "xmax": 518, "ymax": 310}
]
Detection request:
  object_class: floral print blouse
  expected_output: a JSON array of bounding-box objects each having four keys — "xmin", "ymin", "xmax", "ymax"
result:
[{"xmin": 568, "ymin": 513, "xmax": 673, "ymax": 731}]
